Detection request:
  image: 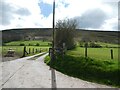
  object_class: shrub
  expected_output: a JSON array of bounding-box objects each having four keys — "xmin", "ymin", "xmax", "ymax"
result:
[
  {"xmin": 79, "ymin": 42, "xmax": 84, "ymax": 47},
  {"xmin": 44, "ymin": 56, "xmax": 50, "ymax": 65},
  {"xmin": 36, "ymin": 43, "xmax": 40, "ymax": 46},
  {"xmin": 89, "ymin": 42, "xmax": 102, "ymax": 48},
  {"xmin": 106, "ymin": 45, "xmax": 108, "ymax": 48},
  {"xmin": 28, "ymin": 43, "xmax": 31, "ymax": 46},
  {"xmin": 48, "ymin": 42, "xmax": 52, "ymax": 46},
  {"xmin": 20, "ymin": 43, "xmax": 25, "ymax": 46}
]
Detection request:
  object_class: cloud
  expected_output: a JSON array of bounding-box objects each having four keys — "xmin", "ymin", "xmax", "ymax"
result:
[
  {"xmin": 0, "ymin": 0, "xmax": 15, "ymax": 25},
  {"xmin": 54, "ymin": 0, "xmax": 118, "ymax": 31},
  {"xmin": 0, "ymin": 0, "xmax": 31, "ymax": 26},
  {"xmin": 0, "ymin": 0, "xmax": 118, "ymax": 31},
  {"xmin": 101, "ymin": 17, "xmax": 118, "ymax": 31},
  {"xmin": 75, "ymin": 9, "xmax": 107, "ymax": 29},
  {"xmin": 15, "ymin": 8, "xmax": 31, "ymax": 16},
  {"xmin": 118, "ymin": 1, "xmax": 120, "ymax": 30},
  {"xmin": 0, "ymin": 0, "xmax": 43, "ymax": 29}
]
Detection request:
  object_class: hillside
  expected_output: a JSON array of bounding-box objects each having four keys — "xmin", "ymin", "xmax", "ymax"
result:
[
  {"xmin": 1, "ymin": 28, "xmax": 119, "ymax": 44},
  {"xmin": 76, "ymin": 29, "xmax": 119, "ymax": 44},
  {"xmin": 2, "ymin": 28, "xmax": 52, "ymax": 43}
]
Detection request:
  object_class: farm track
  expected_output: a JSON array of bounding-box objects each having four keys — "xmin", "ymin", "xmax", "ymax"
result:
[{"xmin": 0, "ymin": 53, "xmax": 119, "ymax": 89}]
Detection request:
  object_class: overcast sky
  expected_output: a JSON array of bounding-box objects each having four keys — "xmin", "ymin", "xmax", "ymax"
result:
[{"xmin": 0, "ymin": 0, "xmax": 119, "ymax": 31}]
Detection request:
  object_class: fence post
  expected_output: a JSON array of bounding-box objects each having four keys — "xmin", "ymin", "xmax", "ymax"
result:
[
  {"xmin": 22, "ymin": 46, "xmax": 26, "ymax": 57},
  {"xmin": 40, "ymin": 48, "xmax": 41, "ymax": 53},
  {"xmin": 32, "ymin": 48, "xmax": 34, "ymax": 54},
  {"xmin": 29, "ymin": 48, "xmax": 31, "ymax": 54},
  {"xmin": 85, "ymin": 43, "xmax": 88, "ymax": 57},
  {"xmin": 62, "ymin": 43, "xmax": 66, "ymax": 57},
  {"xmin": 111, "ymin": 49, "xmax": 113, "ymax": 59},
  {"xmin": 36, "ymin": 48, "xmax": 37, "ymax": 53}
]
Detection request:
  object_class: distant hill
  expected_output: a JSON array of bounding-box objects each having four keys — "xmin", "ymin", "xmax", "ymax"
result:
[
  {"xmin": 76, "ymin": 29, "xmax": 119, "ymax": 44},
  {"xmin": 2, "ymin": 28, "xmax": 52, "ymax": 43},
  {"xmin": 1, "ymin": 28, "xmax": 119, "ymax": 44}
]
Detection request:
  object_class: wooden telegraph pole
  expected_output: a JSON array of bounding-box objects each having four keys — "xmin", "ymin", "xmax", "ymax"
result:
[
  {"xmin": 51, "ymin": 0, "xmax": 55, "ymax": 61},
  {"xmin": 53, "ymin": 0, "xmax": 55, "ymax": 49},
  {"xmin": 51, "ymin": 1, "xmax": 57, "ymax": 89},
  {"xmin": 50, "ymin": 0, "xmax": 56, "ymax": 69}
]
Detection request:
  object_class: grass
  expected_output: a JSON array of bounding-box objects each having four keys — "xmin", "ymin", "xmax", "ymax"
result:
[
  {"xmin": 67, "ymin": 47, "xmax": 118, "ymax": 61},
  {"xmin": 45, "ymin": 55, "xmax": 120, "ymax": 87},
  {"xmin": 2, "ymin": 46, "xmax": 49, "ymax": 57},
  {"xmin": 1, "ymin": 40, "xmax": 50, "ymax": 57},
  {"xmin": 5, "ymin": 40, "xmax": 51, "ymax": 46},
  {"xmin": 27, "ymin": 52, "xmax": 47, "ymax": 60},
  {"xmin": 44, "ymin": 46, "xmax": 120, "ymax": 87}
]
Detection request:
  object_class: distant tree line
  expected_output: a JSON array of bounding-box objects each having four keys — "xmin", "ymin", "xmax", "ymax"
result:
[{"xmin": 79, "ymin": 42, "xmax": 102, "ymax": 48}]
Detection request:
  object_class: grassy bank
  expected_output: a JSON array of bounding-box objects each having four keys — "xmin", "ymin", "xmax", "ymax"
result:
[{"xmin": 44, "ymin": 47, "xmax": 120, "ymax": 87}]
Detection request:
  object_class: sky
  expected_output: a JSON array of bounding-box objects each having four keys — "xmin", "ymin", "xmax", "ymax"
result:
[{"xmin": 0, "ymin": 0, "xmax": 119, "ymax": 31}]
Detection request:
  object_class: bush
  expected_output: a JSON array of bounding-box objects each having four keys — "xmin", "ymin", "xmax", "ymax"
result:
[
  {"xmin": 89, "ymin": 42, "xmax": 102, "ymax": 48},
  {"xmin": 48, "ymin": 42, "xmax": 52, "ymax": 46},
  {"xmin": 28, "ymin": 43, "xmax": 31, "ymax": 46},
  {"xmin": 44, "ymin": 56, "xmax": 50, "ymax": 65},
  {"xmin": 79, "ymin": 42, "xmax": 84, "ymax": 47},
  {"xmin": 20, "ymin": 43, "xmax": 25, "ymax": 46},
  {"xmin": 105, "ymin": 45, "xmax": 108, "ymax": 48},
  {"xmin": 36, "ymin": 43, "xmax": 40, "ymax": 46}
]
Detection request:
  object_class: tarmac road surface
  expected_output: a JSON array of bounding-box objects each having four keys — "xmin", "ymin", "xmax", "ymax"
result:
[{"xmin": 0, "ymin": 53, "xmax": 119, "ymax": 89}]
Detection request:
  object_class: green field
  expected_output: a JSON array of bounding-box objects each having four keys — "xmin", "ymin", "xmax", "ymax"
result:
[
  {"xmin": 4, "ymin": 40, "xmax": 51, "ymax": 46},
  {"xmin": 2, "ymin": 40, "xmax": 50, "ymax": 57},
  {"xmin": 45, "ymin": 42, "xmax": 119, "ymax": 87},
  {"xmin": 67, "ymin": 47, "xmax": 118, "ymax": 61},
  {"xmin": 2, "ymin": 46, "xmax": 49, "ymax": 57}
]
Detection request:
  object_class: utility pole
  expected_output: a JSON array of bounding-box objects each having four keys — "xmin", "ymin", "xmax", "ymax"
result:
[
  {"xmin": 52, "ymin": 0, "xmax": 55, "ymax": 60},
  {"xmin": 53, "ymin": 0, "xmax": 55, "ymax": 49},
  {"xmin": 50, "ymin": 0, "xmax": 55, "ymax": 68},
  {"xmin": 51, "ymin": 1, "xmax": 57, "ymax": 89}
]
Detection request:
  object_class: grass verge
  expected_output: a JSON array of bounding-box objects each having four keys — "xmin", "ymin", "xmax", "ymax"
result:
[
  {"xmin": 44, "ymin": 55, "xmax": 120, "ymax": 87},
  {"xmin": 27, "ymin": 52, "xmax": 47, "ymax": 60}
]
